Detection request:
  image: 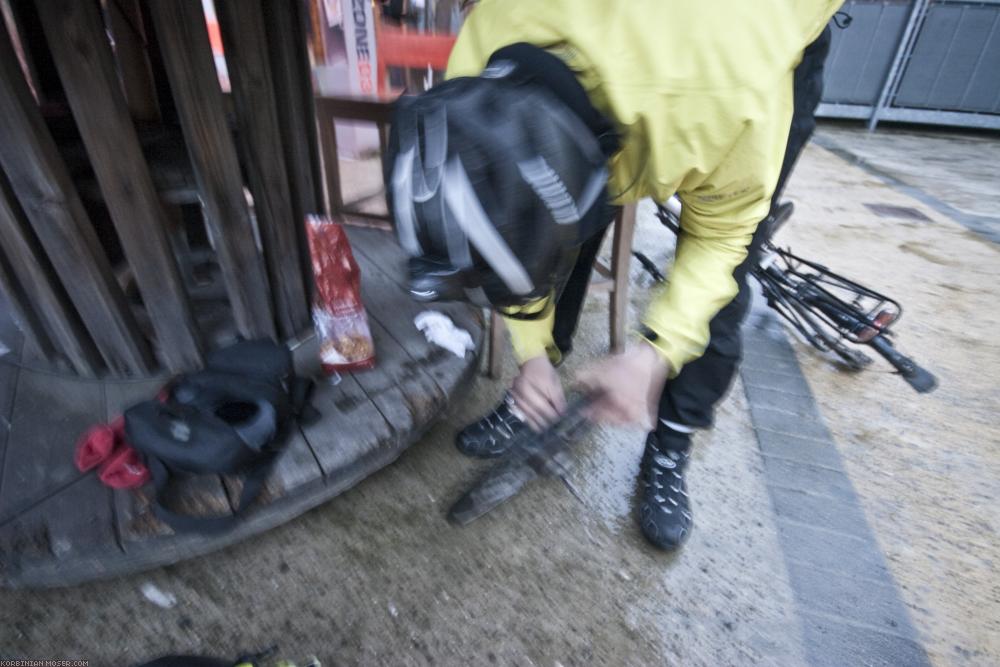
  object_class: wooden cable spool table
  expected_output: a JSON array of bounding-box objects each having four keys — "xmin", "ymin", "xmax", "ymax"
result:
[{"xmin": 0, "ymin": 226, "xmax": 482, "ymax": 588}]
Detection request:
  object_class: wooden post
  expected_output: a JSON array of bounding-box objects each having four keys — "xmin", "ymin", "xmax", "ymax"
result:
[
  {"xmin": 6, "ymin": 0, "xmax": 63, "ymax": 105},
  {"xmin": 263, "ymin": 0, "xmax": 324, "ymax": 218},
  {"xmin": 263, "ymin": 0, "xmax": 325, "ymax": 299},
  {"xmin": 0, "ymin": 170, "xmax": 101, "ymax": 376},
  {"xmin": 316, "ymin": 103, "xmax": 345, "ymax": 216},
  {"xmin": 609, "ymin": 204, "xmax": 637, "ymax": 354},
  {"xmin": 102, "ymin": 0, "xmax": 160, "ymax": 122},
  {"xmin": 0, "ymin": 24, "xmax": 153, "ymax": 375},
  {"xmin": 216, "ymin": 0, "xmax": 310, "ymax": 339},
  {"xmin": 0, "ymin": 247, "xmax": 54, "ymax": 363},
  {"xmin": 146, "ymin": 0, "xmax": 277, "ymax": 341},
  {"xmin": 37, "ymin": 0, "xmax": 203, "ymax": 373},
  {"xmin": 488, "ymin": 311, "xmax": 505, "ymax": 379}
]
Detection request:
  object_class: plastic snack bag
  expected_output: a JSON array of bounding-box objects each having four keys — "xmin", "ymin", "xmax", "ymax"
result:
[{"xmin": 305, "ymin": 215, "xmax": 376, "ymax": 373}]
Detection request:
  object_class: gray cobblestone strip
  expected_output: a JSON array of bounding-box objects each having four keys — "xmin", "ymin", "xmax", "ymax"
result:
[{"xmin": 740, "ymin": 311, "xmax": 931, "ymax": 667}]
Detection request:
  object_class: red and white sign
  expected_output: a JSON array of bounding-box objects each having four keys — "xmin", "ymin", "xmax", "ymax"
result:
[{"xmin": 343, "ymin": 0, "xmax": 378, "ymax": 96}]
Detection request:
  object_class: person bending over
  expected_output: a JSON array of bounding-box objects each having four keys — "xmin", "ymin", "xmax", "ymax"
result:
[{"xmin": 387, "ymin": 0, "xmax": 839, "ymax": 550}]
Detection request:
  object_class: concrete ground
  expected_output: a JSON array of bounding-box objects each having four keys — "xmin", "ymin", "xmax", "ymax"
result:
[{"xmin": 2, "ymin": 123, "xmax": 999, "ymax": 666}]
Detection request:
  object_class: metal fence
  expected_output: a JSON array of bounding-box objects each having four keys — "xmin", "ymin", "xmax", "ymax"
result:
[{"xmin": 818, "ymin": 0, "xmax": 1000, "ymax": 130}]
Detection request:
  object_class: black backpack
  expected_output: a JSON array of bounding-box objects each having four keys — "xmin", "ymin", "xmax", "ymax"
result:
[{"xmin": 125, "ymin": 339, "xmax": 315, "ymax": 533}]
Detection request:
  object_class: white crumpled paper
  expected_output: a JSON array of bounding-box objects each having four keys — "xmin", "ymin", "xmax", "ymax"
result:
[
  {"xmin": 140, "ymin": 582, "xmax": 177, "ymax": 608},
  {"xmin": 414, "ymin": 311, "xmax": 475, "ymax": 358}
]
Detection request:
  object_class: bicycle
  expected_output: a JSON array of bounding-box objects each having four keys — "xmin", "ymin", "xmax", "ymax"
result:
[
  {"xmin": 647, "ymin": 197, "xmax": 938, "ymax": 394},
  {"xmin": 447, "ymin": 196, "xmax": 938, "ymax": 526}
]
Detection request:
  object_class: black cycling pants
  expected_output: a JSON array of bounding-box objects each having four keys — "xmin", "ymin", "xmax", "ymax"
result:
[{"xmin": 549, "ymin": 26, "xmax": 832, "ymax": 437}]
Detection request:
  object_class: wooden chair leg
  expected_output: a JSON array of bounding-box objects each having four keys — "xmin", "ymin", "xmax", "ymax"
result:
[
  {"xmin": 488, "ymin": 310, "xmax": 505, "ymax": 379},
  {"xmin": 609, "ymin": 203, "xmax": 637, "ymax": 354},
  {"xmin": 316, "ymin": 112, "xmax": 343, "ymax": 216}
]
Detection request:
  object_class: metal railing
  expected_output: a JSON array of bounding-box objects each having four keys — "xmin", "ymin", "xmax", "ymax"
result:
[{"xmin": 818, "ymin": 0, "xmax": 1000, "ymax": 130}]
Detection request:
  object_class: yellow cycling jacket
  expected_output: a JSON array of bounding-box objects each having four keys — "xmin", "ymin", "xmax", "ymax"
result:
[{"xmin": 446, "ymin": 0, "xmax": 842, "ymax": 374}]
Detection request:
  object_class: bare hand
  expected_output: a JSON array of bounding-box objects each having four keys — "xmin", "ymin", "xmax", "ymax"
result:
[
  {"xmin": 575, "ymin": 342, "xmax": 671, "ymax": 428},
  {"xmin": 510, "ymin": 355, "xmax": 566, "ymax": 432}
]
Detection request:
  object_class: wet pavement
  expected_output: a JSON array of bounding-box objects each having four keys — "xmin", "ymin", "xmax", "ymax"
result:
[
  {"xmin": 814, "ymin": 123, "xmax": 1000, "ymax": 244},
  {"xmin": 2, "ymin": 123, "xmax": 999, "ymax": 666}
]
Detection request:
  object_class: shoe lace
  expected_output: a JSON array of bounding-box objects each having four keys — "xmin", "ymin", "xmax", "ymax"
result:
[
  {"xmin": 480, "ymin": 395, "xmax": 523, "ymax": 436},
  {"xmin": 644, "ymin": 440, "xmax": 690, "ymax": 510}
]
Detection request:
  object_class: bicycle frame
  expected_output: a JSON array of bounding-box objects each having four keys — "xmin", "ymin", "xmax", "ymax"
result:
[{"xmin": 650, "ymin": 199, "xmax": 936, "ymax": 393}]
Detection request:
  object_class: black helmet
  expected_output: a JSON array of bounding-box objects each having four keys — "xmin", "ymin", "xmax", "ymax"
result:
[{"xmin": 386, "ymin": 62, "xmax": 609, "ymax": 308}]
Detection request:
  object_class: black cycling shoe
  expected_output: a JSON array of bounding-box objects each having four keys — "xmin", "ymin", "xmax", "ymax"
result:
[
  {"xmin": 637, "ymin": 428, "xmax": 693, "ymax": 551},
  {"xmin": 455, "ymin": 393, "xmax": 529, "ymax": 459}
]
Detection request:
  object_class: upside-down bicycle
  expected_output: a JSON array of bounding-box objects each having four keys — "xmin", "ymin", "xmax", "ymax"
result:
[
  {"xmin": 647, "ymin": 197, "xmax": 938, "ymax": 394},
  {"xmin": 448, "ymin": 196, "xmax": 938, "ymax": 526}
]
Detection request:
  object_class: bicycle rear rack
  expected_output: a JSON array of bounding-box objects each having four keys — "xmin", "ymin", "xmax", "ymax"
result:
[{"xmin": 650, "ymin": 201, "xmax": 936, "ymax": 392}]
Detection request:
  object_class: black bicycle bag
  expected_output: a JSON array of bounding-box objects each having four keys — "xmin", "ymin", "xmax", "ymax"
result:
[{"xmin": 124, "ymin": 339, "xmax": 314, "ymax": 534}]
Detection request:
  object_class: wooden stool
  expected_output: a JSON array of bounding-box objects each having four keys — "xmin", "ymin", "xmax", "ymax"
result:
[
  {"xmin": 314, "ymin": 95, "xmax": 396, "ymax": 226},
  {"xmin": 487, "ymin": 203, "xmax": 637, "ymax": 378},
  {"xmin": 310, "ymin": 97, "xmax": 639, "ymax": 379}
]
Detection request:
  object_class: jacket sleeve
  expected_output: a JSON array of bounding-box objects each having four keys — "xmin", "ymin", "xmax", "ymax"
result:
[
  {"xmin": 499, "ymin": 296, "xmax": 561, "ymax": 365},
  {"xmin": 640, "ymin": 95, "xmax": 793, "ymax": 376}
]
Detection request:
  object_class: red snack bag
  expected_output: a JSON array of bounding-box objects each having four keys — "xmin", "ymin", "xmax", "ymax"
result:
[{"xmin": 305, "ymin": 215, "xmax": 376, "ymax": 373}]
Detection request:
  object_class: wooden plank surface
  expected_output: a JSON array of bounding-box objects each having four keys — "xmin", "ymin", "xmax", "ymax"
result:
[
  {"xmin": 38, "ymin": 0, "xmax": 203, "ymax": 373},
  {"xmin": 0, "ymin": 227, "xmax": 483, "ymax": 586},
  {"xmin": 146, "ymin": 0, "xmax": 276, "ymax": 341},
  {"xmin": 347, "ymin": 225, "xmax": 484, "ymax": 397},
  {"xmin": 344, "ymin": 230, "xmax": 455, "ymax": 426},
  {"xmin": 0, "ymin": 371, "xmax": 115, "ymax": 575},
  {"xmin": 216, "ymin": 0, "xmax": 310, "ymax": 339},
  {"xmin": 0, "ymin": 24, "xmax": 152, "ymax": 375},
  {"xmin": 220, "ymin": 422, "xmax": 324, "ymax": 515},
  {"xmin": 300, "ymin": 371, "xmax": 394, "ymax": 478},
  {"xmin": 355, "ymin": 316, "xmax": 444, "ymax": 443},
  {"xmin": 355, "ymin": 259, "xmax": 453, "ymax": 407}
]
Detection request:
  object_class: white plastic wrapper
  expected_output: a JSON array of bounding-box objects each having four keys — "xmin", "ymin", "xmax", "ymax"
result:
[{"xmin": 414, "ymin": 311, "xmax": 475, "ymax": 358}]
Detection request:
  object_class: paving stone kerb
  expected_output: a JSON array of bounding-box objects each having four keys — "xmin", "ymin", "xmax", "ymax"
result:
[{"xmin": 740, "ymin": 305, "xmax": 932, "ymax": 667}]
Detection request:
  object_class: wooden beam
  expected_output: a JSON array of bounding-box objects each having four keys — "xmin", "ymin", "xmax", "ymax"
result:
[
  {"xmin": 316, "ymin": 103, "xmax": 345, "ymax": 215},
  {"xmin": 146, "ymin": 0, "xmax": 276, "ymax": 341},
  {"xmin": 262, "ymin": 0, "xmax": 324, "ymax": 299},
  {"xmin": 103, "ymin": 0, "xmax": 160, "ymax": 121},
  {"xmin": 609, "ymin": 204, "xmax": 637, "ymax": 354},
  {"xmin": 0, "ymin": 169, "xmax": 101, "ymax": 375},
  {"xmin": 216, "ymin": 0, "xmax": 310, "ymax": 339},
  {"xmin": 263, "ymin": 0, "xmax": 324, "ymax": 218},
  {"xmin": 6, "ymin": 0, "xmax": 63, "ymax": 106},
  {"xmin": 1, "ymin": 0, "xmax": 39, "ymax": 101},
  {"xmin": 0, "ymin": 23, "xmax": 153, "ymax": 375},
  {"xmin": 0, "ymin": 246, "xmax": 53, "ymax": 362},
  {"xmin": 314, "ymin": 95, "xmax": 395, "ymax": 124},
  {"xmin": 37, "ymin": 0, "xmax": 203, "ymax": 373}
]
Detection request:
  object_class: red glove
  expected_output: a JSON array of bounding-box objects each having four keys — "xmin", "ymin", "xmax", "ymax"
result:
[
  {"xmin": 98, "ymin": 445, "xmax": 150, "ymax": 489},
  {"xmin": 74, "ymin": 425, "xmax": 117, "ymax": 472}
]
